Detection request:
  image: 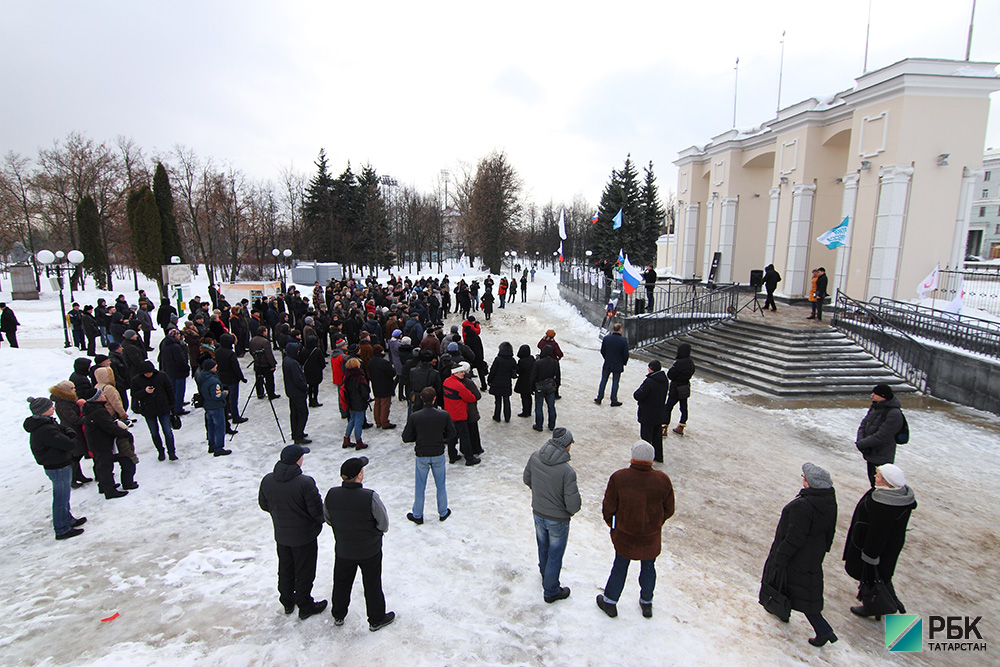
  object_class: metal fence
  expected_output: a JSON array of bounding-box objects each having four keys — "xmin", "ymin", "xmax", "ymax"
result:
[
  {"xmin": 832, "ymin": 292, "xmax": 936, "ymax": 392},
  {"xmin": 863, "ymin": 296, "xmax": 1000, "ymax": 361},
  {"xmin": 937, "ymin": 266, "xmax": 1000, "ymax": 317},
  {"xmin": 559, "ymin": 266, "xmax": 725, "ymax": 316}
]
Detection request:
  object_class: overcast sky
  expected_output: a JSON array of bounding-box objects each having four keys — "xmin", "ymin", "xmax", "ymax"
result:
[{"xmin": 2, "ymin": 0, "xmax": 998, "ymax": 208}]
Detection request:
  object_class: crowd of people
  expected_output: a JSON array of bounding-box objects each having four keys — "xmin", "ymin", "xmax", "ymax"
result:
[{"xmin": 21, "ymin": 270, "xmax": 917, "ymax": 647}]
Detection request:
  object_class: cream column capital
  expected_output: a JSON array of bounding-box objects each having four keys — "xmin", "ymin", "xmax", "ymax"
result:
[
  {"xmin": 721, "ymin": 196, "xmax": 739, "ymax": 206},
  {"xmin": 769, "ymin": 187, "xmax": 781, "ymax": 200},
  {"xmin": 878, "ymin": 165, "xmax": 915, "ymax": 183},
  {"xmin": 842, "ymin": 173, "xmax": 860, "ymax": 188},
  {"xmin": 685, "ymin": 202, "xmax": 700, "ymax": 212},
  {"xmin": 791, "ymin": 183, "xmax": 817, "ymax": 195},
  {"xmin": 963, "ymin": 166, "xmax": 986, "ymax": 180}
]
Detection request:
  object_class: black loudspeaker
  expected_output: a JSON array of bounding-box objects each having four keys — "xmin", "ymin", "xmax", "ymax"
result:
[{"xmin": 750, "ymin": 269, "xmax": 764, "ymax": 289}]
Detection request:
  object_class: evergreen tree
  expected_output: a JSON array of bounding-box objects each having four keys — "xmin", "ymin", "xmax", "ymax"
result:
[
  {"xmin": 592, "ymin": 155, "xmax": 642, "ymax": 265},
  {"xmin": 127, "ymin": 186, "xmax": 164, "ymax": 292},
  {"xmin": 357, "ymin": 165, "xmax": 391, "ymax": 271},
  {"xmin": 331, "ymin": 163, "xmax": 363, "ymax": 272},
  {"xmin": 302, "ymin": 149, "xmax": 336, "ymax": 260},
  {"xmin": 76, "ymin": 195, "xmax": 111, "ymax": 290},
  {"xmin": 635, "ymin": 161, "xmax": 665, "ymax": 267},
  {"xmin": 154, "ymin": 162, "xmax": 184, "ymax": 268}
]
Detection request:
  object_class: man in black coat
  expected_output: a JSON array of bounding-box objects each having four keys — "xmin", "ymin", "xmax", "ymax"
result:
[
  {"xmin": 643, "ymin": 266, "xmax": 657, "ymax": 311},
  {"xmin": 259, "ymin": 444, "xmax": 327, "ymax": 620},
  {"xmin": 809, "ymin": 267, "xmax": 829, "ymax": 321},
  {"xmin": 24, "ymin": 396, "xmax": 86, "ymax": 539},
  {"xmin": 249, "ymin": 327, "xmax": 280, "ymax": 400},
  {"xmin": 302, "ymin": 338, "xmax": 326, "ymax": 409},
  {"xmin": 368, "ymin": 345, "xmax": 397, "ymax": 429},
  {"xmin": 855, "ymin": 384, "xmax": 904, "ymax": 487},
  {"xmin": 633, "ymin": 359, "xmax": 669, "ymax": 463},
  {"xmin": 283, "ymin": 342, "xmax": 310, "ymax": 445},
  {"xmin": 407, "ymin": 349, "xmax": 441, "ymax": 413},
  {"xmin": 82, "ymin": 305, "xmax": 100, "ymax": 355},
  {"xmin": 595, "ymin": 323, "xmax": 629, "ymax": 406},
  {"xmin": 159, "ymin": 329, "xmax": 190, "ymax": 416},
  {"xmin": 324, "ymin": 456, "xmax": 395, "ymax": 631},
  {"xmin": 529, "ymin": 345, "xmax": 561, "ymax": 432},
  {"xmin": 131, "ymin": 360, "xmax": 177, "ymax": 461},
  {"xmin": 80, "ymin": 387, "xmax": 132, "ymax": 499},
  {"xmin": 762, "ymin": 463, "xmax": 838, "ymax": 646},
  {"xmin": 763, "ymin": 264, "xmax": 781, "ymax": 312},
  {"xmin": 216, "ymin": 333, "xmax": 248, "ymax": 425},
  {"xmin": 1, "ymin": 302, "xmax": 21, "ymax": 347},
  {"xmin": 402, "ymin": 387, "xmax": 456, "ymax": 523},
  {"xmin": 121, "ymin": 330, "xmax": 149, "ymax": 381}
]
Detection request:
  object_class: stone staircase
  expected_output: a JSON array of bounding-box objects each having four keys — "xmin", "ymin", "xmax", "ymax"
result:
[{"xmin": 637, "ymin": 318, "xmax": 915, "ymax": 396}]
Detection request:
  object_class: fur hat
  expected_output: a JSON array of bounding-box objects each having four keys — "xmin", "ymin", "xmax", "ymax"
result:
[
  {"xmin": 548, "ymin": 427, "xmax": 574, "ymax": 449},
  {"xmin": 27, "ymin": 396, "xmax": 53, "ymax": 416},
  {"xmin": 631, "ymin": 441, "xmax": 654, "ymax": 462},
  {"xmin": 802, "ymin": 462, "xmax": 833, "ymax": 489},
  {"xmin": 878, "ymin": 464, "xmax": 906, "ymax": 488}
]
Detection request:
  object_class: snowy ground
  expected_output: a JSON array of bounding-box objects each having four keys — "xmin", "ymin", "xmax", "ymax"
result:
[{"xmin": 1, "ymin": 268, "xmax": 998, "ymax": 666}]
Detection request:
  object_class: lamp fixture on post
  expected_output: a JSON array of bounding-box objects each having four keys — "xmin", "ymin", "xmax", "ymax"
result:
[
  {"xmin": 36, "ymin": 249, "xmax": 85, "ymax": 348},
  {"xmin": 937, "ymin": 153, "xmax": 950, "ymax": 166}
]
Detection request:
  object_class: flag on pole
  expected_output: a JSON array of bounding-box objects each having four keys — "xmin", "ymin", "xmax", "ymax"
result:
[
  {"xmin": 558, "ymin": 209, "xmax": 567, "ymax": 240},
  {"xmin": 916, "ymin": 264, "xmax": 940, "ymax": 299},
  {"xmin": 612, "ymin": 208, "xmax": 623, "ymax": 230},
  {"xmin": 816, "ymin": 216, "xmax": 849, "ymax": 249},
  {"xmin": 558, "ymin": 241, "xmax": 564, "ymax": 262},
  {"xmin": 621, "ymin": 254, "xmax": 642, "ymax": 295},
  {"xmin": 615, "ymin": 249, "xmax": 625, "ymax": 273},
  {"xmin": 591, "ymin": 212, "xmax": 599, "ymax": 225},
  {"xmin": 944, "ymin": 278, "xmax": 964, "ymax": 315}
]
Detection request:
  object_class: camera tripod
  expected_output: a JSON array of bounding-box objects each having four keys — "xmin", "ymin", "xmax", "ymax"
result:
[{"xmin": 231, "ymin": 363, "xmax": 286, "ymax": 444}]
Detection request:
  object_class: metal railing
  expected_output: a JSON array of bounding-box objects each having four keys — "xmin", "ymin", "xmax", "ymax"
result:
[
  {"xmin": 832, "ymin": 292, "xmax": 935, "ymax": 392},
  {"xmin": 622, "ymin": 284, "xmax": 740, "ymax": 348},
  {"xmin": 559, "ymin": 266, "xmax": 724, "ymax": 316},
  {"xmin": 866, "ymin": 296, "xmax": 1000, "ymax": 361},
  {"xmin": 938, "ymin": 266, "xmax": 1000, "ymax": 317}
]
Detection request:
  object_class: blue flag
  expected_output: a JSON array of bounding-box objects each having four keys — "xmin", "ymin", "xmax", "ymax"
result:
[
  {"xmin": 612, "ymin": 208, "xmax": 623, "ymax": 230},
  {"xmin": 816, "ymin": 216, "xmax": 849, "ymax": 249}
]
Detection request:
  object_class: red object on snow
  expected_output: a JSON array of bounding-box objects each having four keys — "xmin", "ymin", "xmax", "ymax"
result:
[{"xmin": 100, "ymin": 612, "xmax": 119, "ymax": 623}]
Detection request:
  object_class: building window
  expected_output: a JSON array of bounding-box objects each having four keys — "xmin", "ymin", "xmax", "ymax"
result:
[
  {"xmin": 996, "ymin": 224, "xmax": 1000, "ymax": 234},
  {"xmin": 985, "ymin": 189, "xmax": 991, "ymax": 198},
  {"xmin": 986, "ymin": 171, "xmax": 992, "ymax": 181},
  {"xmin": 981, "ymin": 206, "xmax": 987, "ymax": 217}
]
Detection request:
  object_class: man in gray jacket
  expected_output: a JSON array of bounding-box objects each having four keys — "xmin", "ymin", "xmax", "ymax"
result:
[{"xmin": 523, "ymin": 427, "xmax": 581, "ymax": 604}]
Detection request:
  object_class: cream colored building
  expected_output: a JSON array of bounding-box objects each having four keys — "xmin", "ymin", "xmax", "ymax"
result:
[{"xmin": 669, "ymin": 58, "xmax": 1000, "ymax": 301}]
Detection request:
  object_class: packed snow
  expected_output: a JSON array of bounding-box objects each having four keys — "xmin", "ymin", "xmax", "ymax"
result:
[{"xmin": 1, "ymin": 266, "xmax": 998, "ymax": 667}]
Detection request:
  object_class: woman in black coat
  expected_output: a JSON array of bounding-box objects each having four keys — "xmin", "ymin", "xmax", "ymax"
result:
[
  {"xmin": 130, "ymin": 361, "xmax": 177, "ymax": 461},
  {"xmin": 487, "ymin": 341, "xmax": 517, "ymax": 423},
  {"xmin": 843, "ymin": 463, "xmax": 916, "ymax": 618},
  {"xmin": 665, "ymin": 343, "xmax": 695, "ymax": 436},
  {"xmin": 50, "ymin": 380, "xmax": 92, "ymax": 486},
  {"xmin": 763, "ymin": 463, "xmax": 839, "ymax": 647},
  {"xmin": 302, "ymin": 340, "xmax": 326, "ymax": 408},
  {"xmin": 513, "ymin": 344, "xmax": 535, "ymax": 418},
  {"xmin": 633, "ymin": 359, "xmax": 669, "ymax": 462}
]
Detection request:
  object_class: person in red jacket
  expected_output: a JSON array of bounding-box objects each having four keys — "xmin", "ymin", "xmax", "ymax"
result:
[
  {"xmin": 442, "ymin": 363, "xmax": 480, "ymax": 466},
  {"xmin": 498, "ymin": 277, "xmax": 508, "ymax": 309},
  {"xmin": 329, "ymin": 338, "xmax": 349, "ymax": 419}
]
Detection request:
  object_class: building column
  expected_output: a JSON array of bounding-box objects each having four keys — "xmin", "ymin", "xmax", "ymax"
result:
[
  {"xmin": 702, "ymin": 199, "xmax": 715, "ymax": 279},
  {"xmin": 718, "ymin": 197, "xmax": 739, "ymax": 283},
  {"xmin": 683, "ymin": 203, "xmax": 700, "ymax": 278},
  {"xmin": 867, "ymin": 165, "xmax": 915, "ymax": 299},
  {"xmin": 834, "ymin": 173, "xmax": 860, "ymax": 297},
  {"xmin": 952, "ymin": 167, "xmax": 985, "ymax": 268},
  {"xmin": 764, "ymin": 187, "xmax": 781, "ymax": 268},
  {"xmin": 784, "ymin": 183, "xmax": 817, "ymax": 296}
]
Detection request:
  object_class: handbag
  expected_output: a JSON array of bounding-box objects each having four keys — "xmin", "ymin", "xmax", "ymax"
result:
[
  {"xmin": 170, "ymin": 414, "xmax": 182, "ymax": 430},
  {"xmin": 758, "ymin": 566, "xmax": 791, "ymax": 623},
  {"xmin": 676, "ymin": 384, "xmax": 691, "ymax": 400},
  {"xmin": 536, "ymin": 377, "xmax": 557, "ymax": 396},
  {"xmin": 857, "ymin": 578, "xmax": 899, "ymax": 616}
]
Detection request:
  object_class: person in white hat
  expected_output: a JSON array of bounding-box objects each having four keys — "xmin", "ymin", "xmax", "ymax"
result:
[{"xmin": 843, "ymin": 463, "xmax": 916, "ymax": 618}]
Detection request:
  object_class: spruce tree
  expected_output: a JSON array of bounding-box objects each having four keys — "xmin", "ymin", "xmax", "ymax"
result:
[
  {"xmin": 592, "ymin": 155, "xmax": 642, "ymax": 265},
  {"xmin": 302, "ymin": 149, "xmax": 336, "ymax": 260},
  {"xmin": 127, "ymin": 186, "xmax": 164, "ymax": 291},
  {"xmin": 357, "ymin": 165, "xmax": 391, "ymax": 271},
  {"xmin": 635, "ymin": 161, "xmax": 665, "ymax": 267},
  {"xmin": 154, "ymin": 162, "xmax": 184, "ymax": 267},
  {"xmin": 76, "ymin": 195, "xmax": 111, "ymax": 289}
]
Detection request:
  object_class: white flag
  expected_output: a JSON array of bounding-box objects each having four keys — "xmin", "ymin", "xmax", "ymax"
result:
[
  {"xmin": 916, "ymin": 264, "xmax": 939, "ymax": 299},
  {"xmin": 944, "ymin": 277, "xmax": 964, "ymax": 315},
  {"xmin": 558, "ymin": 208, "xmax": 567, "ymax": 240}
]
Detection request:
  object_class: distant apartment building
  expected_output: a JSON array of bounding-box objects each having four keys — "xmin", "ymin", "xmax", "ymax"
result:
[
  {"xmin": 969, "ymin": 148, "xmax": 1000, "ymax": 259},
  {"xmin": 669, "ymin": 58, "xmax": 1000, "ymax": 301}
]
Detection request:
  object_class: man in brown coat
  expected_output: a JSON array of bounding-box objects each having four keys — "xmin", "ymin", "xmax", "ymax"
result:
[{"xmin": 596, "ymin": 441, "xmax": 675, "ymax": 619}]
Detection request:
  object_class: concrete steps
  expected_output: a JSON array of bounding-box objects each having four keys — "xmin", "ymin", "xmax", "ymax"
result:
[{"xmin": 636, "ymin": 319, "xmax": 916, "ymax": 397}]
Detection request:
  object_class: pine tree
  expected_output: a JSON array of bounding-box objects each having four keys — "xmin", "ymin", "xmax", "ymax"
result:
[
  {"xmin": 154, "ymin": 163, "xmax": 184, "ymax": 267},
  {"xmin": 332, "ymin": 163, "xmax": 363, "ymax": 272},
  {"xmin": 357, "ymin": 165, "xmax": 391, "ymax": 271},
  {"xmin": 76, "ymin": 195, "xmax": 111, "ymax": 290},
  {"xmin": 127, "ymin": 186, "xmax": 164, "ymax": 292},
  {"xmin": 302, "ymin": 149, "xmax": 336, "ymax": 260},
  {"xmin": 592, "ymin": 155, "xmax": 642, "ymax": 265},
  {"xmin": 635, "ymin": 161, "xmax": 665, "ymax": 267}
]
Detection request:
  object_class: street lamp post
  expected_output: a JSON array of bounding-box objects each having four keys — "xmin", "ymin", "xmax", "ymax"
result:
[
  {"xmin": 282, "ymin": 249, "xmax": 292, "ymax": 290},
  {"xmin": 271, "ymin": 248, "xmax": 280, "ymax": 282},
  {"xmin": 37, "ymin": 249, "xmax": 85, "ymax": 348},
  {"xmin": 272, "ymin": 248, "xmax": 293, "ymax": 291}
]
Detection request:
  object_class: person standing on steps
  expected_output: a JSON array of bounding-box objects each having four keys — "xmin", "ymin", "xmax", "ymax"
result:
[
  {"xmin": 324, "ymin": 456, "xmax": 396, "ymax": 632},
  {"xmin": 843, "ymin": 464, "xmax": 916, "ymax": 620},
  {"xmin": 855, "ymin": 384, "xmax": 904, "ymax": 488},
  {"xmin": 596, "ymin": 442, "xmax": 675, "ymax": 619},
  {"xmin": 523, "ymin": 427, "xmax": 580, "ymax": 604},
  {"xmin": 259, "ymin": 444, "xmax": 327, "ymax": 621},
  {"xmin": 633, "ymin": 360, "xmax": 668, "ymax": 463},
  {"xmin": 761, "ymin": 463, "xmax": 839, "ymax": 647},
  {"xmin": 643, "ymin": 266, "xmax": 658, "ymax": 312},
  {"xmin": 664, "ymin": 343, "xmax": 695, "ymax": 436},
  {"xmin": 807, "ymin": 268, "xmax": 828, "ymax": 321},
  {"xmin": 595, "ymin": 323, "xmax": 629, "ymax": 406},
  {"xmin": 763, "ymin": 264, "xmax": 781, "ymax": 312}
]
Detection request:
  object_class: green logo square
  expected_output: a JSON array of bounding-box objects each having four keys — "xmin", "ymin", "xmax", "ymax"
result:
[{"xmin": 886, "ymin": 614, "xmax": 922, "ymax": 652}]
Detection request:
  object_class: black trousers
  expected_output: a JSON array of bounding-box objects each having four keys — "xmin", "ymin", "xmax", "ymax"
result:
[
  {"xmin": 646, "ymin": 287, "xmax": 655, "ymax": 312},
  {"xmin": 277, "ymin": 540, "xmax": 318, "ymax": 610},
  {"xmin": 307, "ymin": 383, "xmax": 320, "ymax": 404},
  {"xmin": 454, "ymin": 420, "xmax": 474, "ymax": 460},
  {"xmin": 640, "ymin": 422, "xmax": 664, "ymax": 462},
  {"xmin": 256, "ymin": 370, "xmax": 276, "ymax": 398},
  {"xmin": 332, "ymin": 551, "xmax": 385, "ymax": 624},
  {"xmin": 764, "ymin": 289, "xmax": 777, "ymax": 310},
  {"xmin": 288, "ymin": 397, "xmax": 309, "ymax": 440},
  {"xmin": 665, "ymin": 386, "xmax": 689, "ymax": 425},
  {"xmin": 469, "ymin": 421, "xmax": 482, "ymax": 455},
  {"xmin": 866, "ymin": 461, "xmax": 879, "ymax": 488},
  {"xmin": 519, "ymin": 391, "xmax": 532, "ymax": 416}
]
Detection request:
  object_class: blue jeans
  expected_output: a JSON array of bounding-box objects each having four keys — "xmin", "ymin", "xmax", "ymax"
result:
[
  {"xmin": 603, "ymin": 553, "xmax": 656, "ymax": 604},
  {"xmin": 44, "ymin": 466, "xmax": 73, "ymax": 536},
  {"xmin": 346, "ymin": 410, "xmax": 365, "ymax": 441},
  {"xmin": 205, "ymin": 408, "xmax": 226, "ymax": 452},
  {"xmin": 172, "ymin": 377, "xmax": 187, "ymax": 414},
  {"xmin": 596, "ymin": 368, "xmax": 621, "ymax": 402},
  {"xmin": 413, "ymin": 454, "xmax": 448, "ymax": 519},
  {"xmin": 533, "ymin": 515, "xmax": 569, "ymax": 598},
  {"xmin": 145, "ymin": 413, "xmax": 175, "ymax": 455},
  {"xmin": 534, "ymin": 392, "xmax": 556, "ymax": 430}
]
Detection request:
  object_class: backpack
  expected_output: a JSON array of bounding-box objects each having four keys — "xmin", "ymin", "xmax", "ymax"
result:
[
  {"xmin": 895, "ymin": 411, "xmax": 909, "ymax": 444},
  {"xmin": 191, "ymin": 392, "xmax": 204, "ymax": 409}
]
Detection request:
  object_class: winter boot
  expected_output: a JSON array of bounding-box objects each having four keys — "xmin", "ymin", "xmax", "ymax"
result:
[
  {"xmin": 354, "ymin": 438, "xmax": 368, "ymax": 450},
  {"xmin": 342, "ymin": 436, "xmax": 354, "ymax": 449},
  {"xmin": 672, "ymin": 423, "xmax": 686, "ymax": 436}
]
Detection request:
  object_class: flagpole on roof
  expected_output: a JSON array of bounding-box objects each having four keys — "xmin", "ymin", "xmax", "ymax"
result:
[
  {"xmin": 965, "ymin": 0, "xmax": 977, "ymax": 61},
  {"xmin": 862, "ymin": 0, "xmax": 872, "ymax": 73},
  {"xmin": 732, "ymin": 57, "xmax": 739, "ymax": 128},
  {"xmin": 776, "ymin": 31, "xmax": 785, "ymax": 114}
]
